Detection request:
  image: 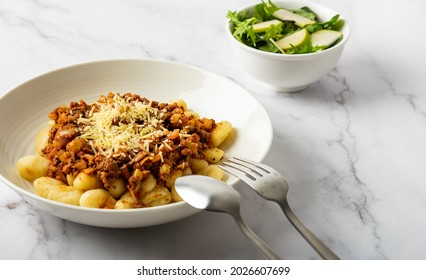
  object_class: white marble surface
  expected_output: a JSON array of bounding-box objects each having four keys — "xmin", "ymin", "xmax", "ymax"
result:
[{"xmin": 1, "ymin": 0, "xmax": 425, "ymax": 260}]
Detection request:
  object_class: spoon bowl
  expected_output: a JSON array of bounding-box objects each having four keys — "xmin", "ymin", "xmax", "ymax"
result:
[
  {"xmin": 175, "ymin": 175, "xmax": 281, "ymax": 260},
  {"xmin": 175, "ymin": 175, "xmax": 241, "ymax": 215}
]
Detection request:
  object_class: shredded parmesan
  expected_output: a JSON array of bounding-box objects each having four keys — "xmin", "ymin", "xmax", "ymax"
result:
[{"xmin": 76, "ymin": 93, "xmax": 166, "ymax": 158}]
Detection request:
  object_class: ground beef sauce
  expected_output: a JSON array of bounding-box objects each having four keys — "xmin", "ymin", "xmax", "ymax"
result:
[{"xmin": 42, "ymin": 92, "xmax": 215, "ymax": 206}]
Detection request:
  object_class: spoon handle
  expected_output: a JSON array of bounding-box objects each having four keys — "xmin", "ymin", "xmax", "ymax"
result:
[
  {"xmin": 232, "ymin": 212, "xmax": 281, "ymax": 260},
  {"xmin": 278, "ymin": 200, "xmax": 340, "ymax": 260}
]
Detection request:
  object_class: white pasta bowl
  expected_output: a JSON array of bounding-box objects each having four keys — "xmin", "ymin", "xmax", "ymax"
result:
[
  {"xmin": 226, "ymin": 0, "xmax": 350, "ymax": 92},
  {"xmin": 0, "ymin": 59, "xmax": 273, "ymax": 228}
]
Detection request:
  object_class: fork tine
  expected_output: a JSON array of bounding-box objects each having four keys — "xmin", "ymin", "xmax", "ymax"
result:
[
  {"xmin": 226, "ymin": 160, "xmax": 263, "ymax": 178},
  {"xmin": 220, "ymin": 157, "xmax": 269, "ymax": 182},
  {"xmin": 219, "ymin": 163, "xmax": 255, "ymax": 186},
  {"xmin": 229, "ymin": 157, "xmax": 273, "ymax": 175}
]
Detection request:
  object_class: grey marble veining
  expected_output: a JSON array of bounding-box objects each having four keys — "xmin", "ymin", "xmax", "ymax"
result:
[{"xmin": 1, "ymin": 0, "xmax": 426, "ymax": 260}]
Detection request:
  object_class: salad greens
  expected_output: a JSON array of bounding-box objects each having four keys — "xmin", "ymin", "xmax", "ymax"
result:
[{"xmin": 227, "ymin": 0, "xmax": 344, "ymax": 54}]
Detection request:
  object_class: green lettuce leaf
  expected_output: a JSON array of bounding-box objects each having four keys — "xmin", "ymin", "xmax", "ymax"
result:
[
  {"xmin": 293, "ymin": 6, "xmax": 317, "ymax": 21},
  {"xmin": 306, "ymin": 14, "xmax": 340, "ymax": 33},
  {"xmin": 227, "ymin": 11, "xmax": 257, "ymax": 46}
]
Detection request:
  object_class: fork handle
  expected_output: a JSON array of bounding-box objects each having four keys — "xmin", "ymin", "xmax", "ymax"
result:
[{"xmin": 278, "ymin": 201, "xmax": 340, "ymax": 260}]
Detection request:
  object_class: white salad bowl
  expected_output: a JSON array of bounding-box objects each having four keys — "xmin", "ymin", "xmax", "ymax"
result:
[
  {"xmin": 0, "ymin": 59, "xmax": 273, "ymax": 228},
  {"xmin": 226, "ymin": 0, "xmax": 350, "ymax": 92}
]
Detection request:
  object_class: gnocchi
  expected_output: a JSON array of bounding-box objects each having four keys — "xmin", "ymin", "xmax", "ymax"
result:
[
  {"xmin": 16, "ymin": 93, "xmax": 233, "ymax": 209},
  {"xmin": 16, "ymin": 154, "xmax": 51, "ymax": 181},
  {"xmin": 141, "ymin": 186, "xmax": 172, "ymax": 207},
  {"xmin": 211, "ymin": 121, "xmax": 233, "ymax": 147},
  {"xmin": 80, "ymin": 189, "xmax": 116, "ymax": 208},
  {"xmin": 73, "ymin": 172, "xmax": 103, "ymax": 191},
  {"xmin": 114, "ymin": 191, "xmax": 140, "ymax": 209},
  {"xmin": 189, "ymin": 158, "xmax": 209, "ymax": 174},
  {"xmin": 204, "ymin": 147, "xmax": 225, "ymax": 163},
  {"xmin": 107, "ymin": 178, "xmax": 127, "ymax": 199},
  {"xmin": 198, "ymin": 165, "xmax": 225, "ymax": 180},
  {"xmin": 35, "ymin": 123, "xmax": 52, "ymax": 155},
  {"xmin": 34, "ymin": 177, "xmax": 83, "ymax": 206}
]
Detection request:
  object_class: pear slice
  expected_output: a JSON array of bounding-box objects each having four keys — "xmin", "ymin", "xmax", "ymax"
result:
[
  {"xmin": 275, "ymin": 28, "xmax": 309, "ymax": 50},
  {"xmin": 311, "ymin": 29, "xmax": 342, "ymax": 49},
  {"xmin": 273, "ymin": 9, "xmax": 316, "ymax": 27},
  {"xmin": 253, "ymin": 19, "xmax": 282, "ymax": 33}
]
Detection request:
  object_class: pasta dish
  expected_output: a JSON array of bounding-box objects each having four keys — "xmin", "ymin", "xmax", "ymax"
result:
[{"xmin": 16, "ymin": 92, "xmax": 232, "ymax": 209}]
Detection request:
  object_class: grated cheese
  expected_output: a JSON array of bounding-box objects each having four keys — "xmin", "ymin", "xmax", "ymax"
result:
[{"xmin": 76, "ymin": 93, "xmax": 168, "ymax": 158}]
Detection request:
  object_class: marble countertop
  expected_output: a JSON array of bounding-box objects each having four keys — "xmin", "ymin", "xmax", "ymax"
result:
[{"xmin": 1, "ymin": 0, "xmax": 425, "ymax": 260}]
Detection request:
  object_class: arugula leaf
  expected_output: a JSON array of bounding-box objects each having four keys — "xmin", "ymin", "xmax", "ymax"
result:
[
  {"xmin": 253, "ymin": 3, "xmax": 268, "ymax": 21},
  {"xmin": 262, "ymin": 0, "xmax": 280, "ymax": 17},
  {"xmin": 236, "ymin": 19, "xmax": 257, "ymax": 45},
  {"xmin": 293, "ymin": 6, "xmax": 317, "ymax": 21},
  {"xmin": 227, "ymin": 11, "xmax": 257, "ymax": 45},
  {"xmin": 253, "ymin": 0, "xmax": 280, "ymax": 21},
  {"xmin": 306, "ymin": 14, "xmax": 340, "ymax": 33},
  {"xmin": 322, "ymin": 14, "xmax": 341, "ymax": 29},
  {"xmin": 261, "ymin": 22, "xmax": 284, "ymax": 41},
  {"xmin": 259, "ymin": 40, "xmax": 281, "ymax": 53},
  {"xmin": 281, "ymin": 21, "xmax": 299, "ymax": 35},
  {"xmin": 285, "ymin": 35, "xmax": 321, "ymax": 54},
  {"xmin": 226, "ymin": 9, "xmax": 246, "ymax": 23}
]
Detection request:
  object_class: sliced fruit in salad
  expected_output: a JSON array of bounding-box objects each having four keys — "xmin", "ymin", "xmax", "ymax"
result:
[
  {"xmin": 253, "ymin": 19, "xmax": 282, "ymax": 33},
  {"xmin": 311, "ymin": 29, "xmax": 342, "ymax": 49},
  {"xmin": 227, "ymin": 0, "xmax": 344, "ymax": 54},
  {"xmin": 275, "ymin": 28, "xmax": 309, "ymax": 50},
  {"xmin": 273, "ymin": 8, "xmax": 316, "ymax": 27}
]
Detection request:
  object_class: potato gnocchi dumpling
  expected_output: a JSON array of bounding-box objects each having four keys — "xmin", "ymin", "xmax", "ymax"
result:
[
  {"xmin": 211, "ymin": 121, "xmax": 233, "ymax": 147},
  {"xmin": 204, "ymin": 148, "xmax": 225, "ymax": 163},
  {"xmin": 80, "ymin": 189, "xmax": 116, "ymax": 209},
  {"xmin": 198, "ymin": 165, "xmax": 225, "ymax": 180},
  {"xmin": 16, "ymin": 93, "xmax": 233, "ymax": 209},
  {"xmin": 73, "ymin": 172, "xmax": 103, "ymax": 191},
  {"xmin": 16, "ymin": 155, "xmax": 51, "ymax": 181},
  {"xmin": 34, "ymin": 177, "xmax": 83, "ymax": 206},
  {"xmin": 141, "ymin": 186, "xmax": 172, "ymax": 207},
  {"xmin": 114, "ymin": 191, "xmax": 140, "ymax": 209},
  {"xmin": 35, "ymin": 123, "xmax": 52, "ymax": 155}
]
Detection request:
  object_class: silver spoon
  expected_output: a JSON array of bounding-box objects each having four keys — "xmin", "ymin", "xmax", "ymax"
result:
[{"xmin": 175, "ymin": 175, "xmax": 281, "ymax": 260}]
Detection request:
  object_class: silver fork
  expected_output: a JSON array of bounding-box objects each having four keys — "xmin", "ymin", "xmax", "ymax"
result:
[{"xmin": 220, "ymin": 157, "xmax": 340, "ymax": 260}]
